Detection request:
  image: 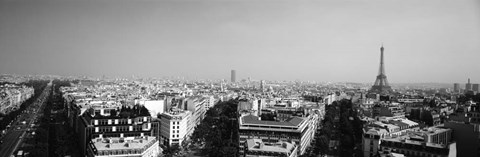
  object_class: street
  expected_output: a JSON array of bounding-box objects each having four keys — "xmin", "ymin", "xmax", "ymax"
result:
[{"xmin": 0, "ymin": 81, "xmax": 51, "ymax": 157}]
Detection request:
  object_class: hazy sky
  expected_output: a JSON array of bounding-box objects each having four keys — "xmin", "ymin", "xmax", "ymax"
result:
[{"xmin": 1, "ymin": 0, "xmax": 479, "ymax": 83}]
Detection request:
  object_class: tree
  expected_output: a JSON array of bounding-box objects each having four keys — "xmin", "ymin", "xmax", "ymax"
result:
[
  {"xmin": 110, "ymin": 109, "xmax": 118, "ymax": 117},
  {"xmin": 314, "ymin": 135, "xmax": 329, "ymax": 155},
  {"xmin": 55, "ymin": 145, "xmax": 69, "ymax": 157},
  {"xmin": 29, "ymin": 143, "xmax": 48, "ymax": 157},
  {"xmin": 190, "ymin": 100, "xmax": 239, "ymax": 157},
  {"xmin": 308, "ymin": 99, "xmax": 364, "ymax": 157},
  {"xmin": 163, "ymin": 144, "xmax": 181, "ymax": 157},
  {"xmin": 34, "ymin": 127, "xmax": 48, "ymax": 143}
]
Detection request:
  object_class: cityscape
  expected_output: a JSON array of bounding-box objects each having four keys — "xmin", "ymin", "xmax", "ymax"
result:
[{"xmin": 1, "ymin": 0, "xmax": 480, "ymax": 157}]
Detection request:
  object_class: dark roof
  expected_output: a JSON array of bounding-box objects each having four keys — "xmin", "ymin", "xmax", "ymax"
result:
[
  {"xmin": 288, "ymin": 117, "xmax": 304, "ymax": 126},
  {"xmin": 389, "ymin": 120, "xmax": 409, "ymax": 127},
  {"xmin": 241, "ymin": 115, "xmax": 305, "ymax": 127}
]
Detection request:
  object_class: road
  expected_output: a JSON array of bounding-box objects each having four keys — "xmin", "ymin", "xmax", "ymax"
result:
[{"xmin": 0, "ymin": 81, "xmax": 52, "ymax": 157}]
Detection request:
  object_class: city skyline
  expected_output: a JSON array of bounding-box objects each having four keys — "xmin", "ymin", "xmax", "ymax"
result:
[{"xmin": 1, "ymin": 0, "xmax": 479, "ymax": 83}]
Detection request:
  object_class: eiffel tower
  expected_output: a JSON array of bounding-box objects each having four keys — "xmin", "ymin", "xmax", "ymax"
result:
[{"xmin": 371, "ymin": 44, "xmax": 392, "ymax": 94}]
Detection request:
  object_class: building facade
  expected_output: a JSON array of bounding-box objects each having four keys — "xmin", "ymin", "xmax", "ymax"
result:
[
  {"xmin": 454, "ymin": 83, "xmax": 460, "ymax": 93},
  {"xmin": 76, "ymin": 105, "xmax": 159, "ymax": 156},
  {"xmin": 87, "ymin": 136, "xmax": 160, "ymax": 157},
  {"xmin": 244, "ymin": 138, "xmax": 298, "ymax": 157},
  {"xmin": 466, "ymin": 78, "xmax": 473, "ymax": 91},
  {"xmin": 473, "ymin": 84, "xmax": 479, "ymax": 93},
  {"xmin": 380, "ymin": 137, "xmax": 455, "ymax": 157},
  {"xmin": 238, "ymin": 114, "xmax": 317, "ymax": 156},
  {"xmin": 0, "ymin": 85, "xmax": 34, "ymax": 115},
  {"xmin": 159, "ymin": 109, "xmax": 192, "ymax": 146}
]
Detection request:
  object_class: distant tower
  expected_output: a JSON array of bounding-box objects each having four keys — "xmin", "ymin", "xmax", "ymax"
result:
[
  {"xmin": 220, "ymin": 82, "xmax": 224, "ymax": 92},
  {"xmin": 466, "ymin": 78, "xmax": 472, "ymax": 91},
  {"xmin": 371, "ymin": 44, "xmax": 392, "ymax": 94},
  {"xmin": 260, "ymin": 80, "xmax": 265, "ymax": 91},
  {"xmin": 453, "ymin": 83, "xmax": 460, "ymax": 93},
  {"xmin": 473, "ymin": 84, "xmax": 479, "ymax": 93},
  {"xmin": 231, "ymin": 70, "xmax": 236, "ymax": 83}
]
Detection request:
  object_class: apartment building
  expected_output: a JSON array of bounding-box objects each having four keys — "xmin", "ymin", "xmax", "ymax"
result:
[
  {"xmin": 363, "ymin": 127, "xmax": 389, "ymax": 157},
  {"xmin": 238, "ymin": 114, "xmax": 317, "ymax": 156},
  {"xmin": 0, "ymin": 84, "xmax": 34, "ymax": 114},
  {"xmin": 362, "ymin": 118, "xmax": 419, "ymax": 157},
  {"xmin": 87, "ymin": 136, "xmax": 160, "ymax": 157},
  {"xmin": 373, "ymin": 104, "xmax": 405, "ymax": 118},
  {"xmin": 159, "ymin": 108, "xmax": 192, "ymax": 146},
  {"xmin": 77, "ymin": 105, "xmax": 160, "ymax": 156},
  {"xmin": 380, "ymin": 134, "xmax": 456, "ymax": 157},
  {"xmin": 244, "ymin": 138, "xmax": 298, "ymax": 157}
]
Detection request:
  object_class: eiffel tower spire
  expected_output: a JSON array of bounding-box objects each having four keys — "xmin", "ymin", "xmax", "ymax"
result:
[
  {"xmin": 379, "ymin": 43, "xmax": 385, "ymax": 75},
  {"xmin": 371, "ymin": 44, "xmax": 392, "ymax": 94}
]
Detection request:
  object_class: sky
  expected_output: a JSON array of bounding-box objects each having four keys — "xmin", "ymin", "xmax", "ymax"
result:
[{"xmin": 0, "ymin": 0, "xmax": 479, "ymax": 83}]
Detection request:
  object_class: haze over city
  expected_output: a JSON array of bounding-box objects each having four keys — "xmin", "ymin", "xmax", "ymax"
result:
[
  {"xmin": 3, "ymin": 1, "xmax": 480, "ymax": 157},
  {"xmin": 1, "ymin": 0, "xmax": 479, "ymax": 83}
]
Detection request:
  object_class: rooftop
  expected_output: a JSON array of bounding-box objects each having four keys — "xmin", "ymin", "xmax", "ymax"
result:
[
  {"xmin": 365, "ymin": 127, "xmax": 389, "ymax": 135},
  {"xmin": 161, "ymin": 108, "xmax": 191, "ymax": 118},
  {"xmin": 86, "ymin": 104, "xmax": 151, "ymax": 119},
  {"xmin": 245, "ymin": 138, "xmax": 296, "ymax": 154},
  {"xmin": 92, "ymin": 136, "xmax": 157, "ymax": 151},
  {"xmin": 241, "ymin": 114, "xmax": 305, "ymax": 127},
  {"xmin": 373, "ymin": 121, "xmax": 400, "ymax": 131},
  {"xmin": 388, "ymin": 120, "xmax": 409, "ymax": 127},
  {"xmin": 415, "ymin": 126, "xmax": 451, "ymax": 136},
  {"xmin": 382, "ymin": 133, "xmax": 448, "ymax": 149}
]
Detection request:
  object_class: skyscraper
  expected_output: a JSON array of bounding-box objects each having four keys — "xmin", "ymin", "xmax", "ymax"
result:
[
  {"xmin": 231, "ymin": 70, "xmax": 236, "ymax": 83},
  {"xmin": 454, "ymin": 83, "xmax": 460, "ymax": 93},
  {"xmin": 473, "ymin": 84, "xmax": 479, "ymax": 93},
  {"xmin": 370, "ymin": 45, "xmax": 392, "ymax": 94},
  {"xmin": 466, "ymin": 78, "xmax": 472, "ymax": 91},
  {"xmin": 260, "ymin": 80, "xmax": 265, "ymax": 91},
  {"xmin": 220, "ymin": 81, "xmax": 224, "ymax": 92}
]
